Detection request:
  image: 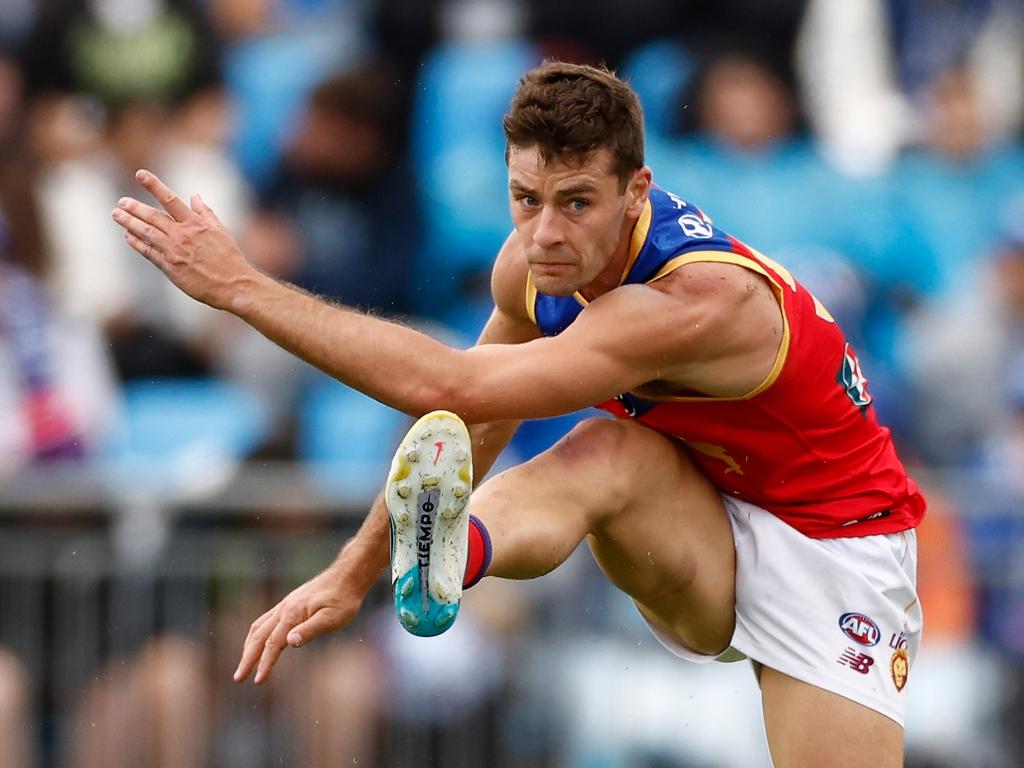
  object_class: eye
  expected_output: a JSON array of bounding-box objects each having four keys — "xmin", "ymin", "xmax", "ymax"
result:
[
  {"xmin": 515, "ymin": 194, "xmax": 538, "ymax": 208},
  {"xmin": 569, "ymin": 198, "xmax": 590, "ymax": 211}
]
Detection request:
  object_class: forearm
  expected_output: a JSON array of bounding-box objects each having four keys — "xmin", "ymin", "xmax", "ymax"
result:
[
  {"xmin": 229, "ymin": 271, "xmax": 463, "ymax": 417},
  {"xmin": 330, "ymin": 494, "xmax": 390, "ymax": 595}
]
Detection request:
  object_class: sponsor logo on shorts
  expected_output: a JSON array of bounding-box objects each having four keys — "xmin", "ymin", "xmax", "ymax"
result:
[
  {"xmin": 838, "ymin": 612, "xmax": 881, "ymax": 647},
  {"xmin": 837, "ymin": 648, "xmax": 875, "ymax": 674},
  {"xmin": 889, "ymin": 631, "xmax": 908, "ymax": 651},
  {"xmin": 890, "ymin": 648, "xmax": 909, "ymax": 691}
]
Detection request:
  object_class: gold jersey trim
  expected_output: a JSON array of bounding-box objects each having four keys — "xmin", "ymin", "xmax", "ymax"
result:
[
  {"xmin": 622, "ymin": 197, "xmax": 653, "ymax": 284},
  {"xmin": 525, "ymin": 269, "xmax": 538, "ymax": 324},
  {"xmin": 643, "ymin": 250, "xmax": 791, "ymax": 401}
]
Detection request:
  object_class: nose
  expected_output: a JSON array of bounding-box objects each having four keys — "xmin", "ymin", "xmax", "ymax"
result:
[{"xmin": 533, "ymin": 205, "xmax": 565, "ymax": 249}]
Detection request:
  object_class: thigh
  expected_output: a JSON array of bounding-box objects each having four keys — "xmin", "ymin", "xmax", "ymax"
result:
[
  {"xmin": 577, "ymin": 419, "xmax": 737, "ymax": 656},
  {"xmin": 760, "ymin": 666, "xmax": 903, "ymax": 768},
  {"xmin": 470, "ymin": 417, "xmax": 736, "ymax": 656}
]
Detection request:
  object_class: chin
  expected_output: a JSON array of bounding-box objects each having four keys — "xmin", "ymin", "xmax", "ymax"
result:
[{"xmin": 530, "ymin": 274, "xmax": 580, "ymax": 297}]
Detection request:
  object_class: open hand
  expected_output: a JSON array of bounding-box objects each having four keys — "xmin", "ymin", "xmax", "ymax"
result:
[
  {"xmin": 233, "ymin": 563, "xmax": 365, "ymax": 685},
  {"xmin": 111, "ymin": 169, "xmax": 256, "ymax": 311}
]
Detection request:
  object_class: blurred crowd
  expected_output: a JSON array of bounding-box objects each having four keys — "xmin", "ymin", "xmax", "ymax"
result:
[{"xmin": 1, "ymin": 0, "xmax": 1024, "ymax": 766}]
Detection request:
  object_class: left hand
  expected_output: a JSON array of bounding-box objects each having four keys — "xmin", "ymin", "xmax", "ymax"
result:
[{"xmin": 111, "ymin": 169, "xmax": 257, "ymax": 311}]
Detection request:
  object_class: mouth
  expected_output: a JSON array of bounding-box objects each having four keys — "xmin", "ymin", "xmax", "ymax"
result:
[{"xmin": 532, "ymin": 260, "xmax": 572, "ymax": 267}]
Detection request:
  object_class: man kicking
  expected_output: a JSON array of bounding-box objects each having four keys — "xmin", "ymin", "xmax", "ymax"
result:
[{"xmin": 111, "ymin": 61, "xmax": 924, "ymax": 766}]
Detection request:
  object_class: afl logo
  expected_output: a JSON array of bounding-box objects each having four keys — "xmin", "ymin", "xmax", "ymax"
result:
[{"xmin": 838, "ymin": 612, "xmax": 881, "ymax": 647}]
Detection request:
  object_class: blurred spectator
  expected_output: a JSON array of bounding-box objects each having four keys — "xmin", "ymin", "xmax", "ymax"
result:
[
  {"xmin": 67, "ymin": 635, "xmax": 208, "ymax": 768},
  {"xmin": 407, "ymin": 37, "xmax": 538, "ymax": 335},
  {"xmin": 258, "ymin": 61, "xmax": 418, "ymax": 312},
  {"xmin": 0, "ymin": 647, "xmax": 34, "ymax": 768},
  {"xmin": 797, "ymin": 0, "xmax": 1024, "ymax": 175},
  {"xmin": 940, "ymin": 357, "xmax": 1024, "ymax": 763},
  {"xmin": 891, "ymin": 68, "xmax": 1024, "ymax": 299},
  {"xmin": 211, "ymin": 0, "xmax": 373, "ymax": 188},
  {"xmin": 903, "ymin": 194, "xmax": 1024, "ymax": 464},
  {"xmin": 0, "ymin": 141, "xmax": 118, "ymax": 476},
  {"xmin": 649, "ymin": 50, "xmax": 842, "ymax": 251},
  {"xmin": 27, "ymin": 82, "xmax": 308, "ymax": 445},
  {"xmin": 28, "ymin": 94, "xmax": 206, "ymax": 378},
  {"xmin": 903, "ymin": 475, "xmax": 1011, "ymax": 767},
  {"xmin": 887, "ymin": 0, "xmax": 1024, "ymax": 141},
  {"xmin": 23, "ymin": 0, "xmax": 220, "ymax": 107},
  {"xmin": 527, "ymin": 0, "xmax": 807, "ymax": 74},
  {"xmin": 0, "ymin": 1, "xmax": 36, "ymax": 50}
]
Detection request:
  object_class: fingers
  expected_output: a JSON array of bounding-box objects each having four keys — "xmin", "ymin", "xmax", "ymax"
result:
[
  {"xmin": 190, "ymin": 193, "xmax": 222, "ymax": 224},
  {"xmin": 116, "ymin": 197, "xmax": 176, "ymax": 235},
  {"xmin": 122, "ymin": 230, "xmax": 162, "ymax": 267},
  {"xmin": 233, "ymin": 609, "xmax": 278, "ymax": 683},
  {"xmin": 286, "ymin": 609, "xmax": 339, "ymax": 648},
  {"xmin": 111, "ymin": 206, "xmax": 168, "ymax": 256},
  {"xmin": 253, "ymin": 616, "xmax": 294, "ymax": 685},
  {"xmin": 234, "ymin": 606, "xmax": 316, "ymax": 685},
  {"xmin": 135, "ymin": 169, "xmax": 192, "ymax": 222}
]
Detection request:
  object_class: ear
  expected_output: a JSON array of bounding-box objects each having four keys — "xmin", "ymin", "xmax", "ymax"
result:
[{"xmin": 625, "ymin": 167, "xmax": 652, "ymax": 217}]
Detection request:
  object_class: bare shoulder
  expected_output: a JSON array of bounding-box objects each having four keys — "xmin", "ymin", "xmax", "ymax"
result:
[
  {"xmin": 648, "ymin": 260, "xmax": 780, "ymax": 327},
  {"xmin": 651, "ymin": 259, "xmax": 773, "ymax": 302},
  {"xmin": 612, "ymin": 258, "xmax": 784, "ymax": 396},
  {"xmin": 489, "ymin": 230, "xmax": 532, "ymax": 322}
]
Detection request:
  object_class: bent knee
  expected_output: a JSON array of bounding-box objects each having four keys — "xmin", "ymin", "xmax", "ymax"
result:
[
  {"xmin": 553, "ymin": 417, "xmax": 697, "ymax": 476},
  {"xmin": 554, "ymin": 417, "xmax": 665, "ymax": 461},
  {"xmin": 544, "ymin": 418, "xmax": 690, "ymax": 506}
]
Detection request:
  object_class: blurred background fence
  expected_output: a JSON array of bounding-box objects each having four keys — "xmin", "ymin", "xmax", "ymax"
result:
[{"xmin": 2, "ymin": 0, "xmax": 1024, "ymax": 765}]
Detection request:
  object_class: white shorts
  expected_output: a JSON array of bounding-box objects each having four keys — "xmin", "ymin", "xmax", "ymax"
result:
[{"xmin": 642, "ymin": 495, "xmax": 922, "ymax": 726}]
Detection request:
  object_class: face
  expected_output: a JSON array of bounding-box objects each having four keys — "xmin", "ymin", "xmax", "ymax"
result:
[{"xmin": 508, "ymin": 145, "xmax": 649, "ymax": 297}]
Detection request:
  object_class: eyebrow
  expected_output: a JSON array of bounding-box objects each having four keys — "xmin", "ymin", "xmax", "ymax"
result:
[
  {"xmin": 507, "ymin": 181, "xmax": 598, "ymax": 197},
  {"xmin": 556, "ymin": 184, "xmax": 598, "ymax": 197}
]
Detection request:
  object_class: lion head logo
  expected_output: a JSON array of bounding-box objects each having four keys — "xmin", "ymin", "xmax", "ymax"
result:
[{"xmin": 890, "ymin": 648, "xmax": 909, "ymax": 692}]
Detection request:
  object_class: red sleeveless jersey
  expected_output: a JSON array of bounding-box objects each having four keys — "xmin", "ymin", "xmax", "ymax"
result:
[{"xmin": 528, "ymin": 187, "xmax": 926, "ymax": 538}]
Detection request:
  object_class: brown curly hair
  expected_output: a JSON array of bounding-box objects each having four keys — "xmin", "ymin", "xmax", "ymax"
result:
[{"xmin": 503, "ymin": 61, "xmax": 645, "ymax": 189}]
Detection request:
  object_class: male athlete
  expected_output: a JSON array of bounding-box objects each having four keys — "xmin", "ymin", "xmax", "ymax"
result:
[{"xmin": 111, "ymin": 61, "xmax": 924, "ymax": 766}]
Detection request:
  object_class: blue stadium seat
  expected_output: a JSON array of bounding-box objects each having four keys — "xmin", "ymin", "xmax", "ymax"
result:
[
  {"xmin": 409, "ymin": 39, "xmax": 541, "ymax": 332},
  {"xmin": 224, "ymin": 21, "xmax": 367, "ymax": 189},
  {"xmin": 297, "ymin": 376, "xmax": 409, "ymax": 504},
  {"xmin": 100, "ymin": 378, "xmax": 272, "ymax": 495},
  {"xmin": 648, "ymin": 137, "xmax": 841, "ymax": 252},
  {"xmin": 890, "ymin": 144, "xmax": 1024, "ymax": 298},
  {"xmin": 619, "ymin": 38, "xmax": 693, "ymax": 139}
]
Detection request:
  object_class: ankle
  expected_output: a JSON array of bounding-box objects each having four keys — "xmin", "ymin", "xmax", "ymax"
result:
[{"xmin": 463, "ymin": 515, "xmax": 492, "ymax": 589}]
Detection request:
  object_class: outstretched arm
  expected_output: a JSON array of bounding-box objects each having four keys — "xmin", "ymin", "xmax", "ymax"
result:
[{"xmin": 111, "ymin": 171, "xmax": 738, "ymax": 423}]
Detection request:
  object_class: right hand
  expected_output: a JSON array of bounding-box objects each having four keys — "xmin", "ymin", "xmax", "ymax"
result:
[
  {"xmin": 112, "ymin": 170, "xmax": 259, "ymax": 312},
  {"xmin": 233, "ymin": 563, "xmax": 364, "ymax": 684}
]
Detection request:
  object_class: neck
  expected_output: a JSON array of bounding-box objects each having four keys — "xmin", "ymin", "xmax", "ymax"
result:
[{"xmin": 578, "ymin": 213, "xmax": 640, "ymax": 301}]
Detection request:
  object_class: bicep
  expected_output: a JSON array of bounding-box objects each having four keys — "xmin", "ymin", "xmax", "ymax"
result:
[{"xmin": 459, "ymin": 287, "xmax": 688, "ymax": 420}]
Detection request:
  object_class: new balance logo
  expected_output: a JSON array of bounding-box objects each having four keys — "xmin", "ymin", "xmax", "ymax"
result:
[{"xmin": 837, "ymin": 648, "xmax": 874, "ymax": 674}]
